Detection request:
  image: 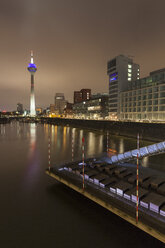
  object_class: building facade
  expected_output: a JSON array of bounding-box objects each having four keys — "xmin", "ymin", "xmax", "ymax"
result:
[
  {"xmin": 49, "ymin": 104, "xmax": 55, "ymax": 113},
  {"xmin": 54, "ymin": 93, "xmax": 66, "ymax": 114},
  {"xmin": 74, "ymin": 91, "xmax": 82, "ymax": 103},
  {"xmin": 74, "ymin": 89, "xmax": 91, "ymax": 103},
  {"xmin": 107, "ymin": 55, "xmax": 140, "ymax": 119},
  {"xmin": 73, "ymin": 94, "xmax": 109, "ymax": 119},
  {"xmin": 17, "ymin": 103, "xmax": 23, "ymax": 114},
  {"xmin": 36, "ymin": 108, "xmax": 42, "ymax": 115},
  {"xmin": 120, "ymin": 68, "xmax": 165, "ymax": 121},
  {"xmin": 63, "ymin": 102, "xmax": 73, "ymax": 117}
]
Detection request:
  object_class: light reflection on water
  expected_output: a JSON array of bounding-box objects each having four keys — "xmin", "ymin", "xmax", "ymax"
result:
[
  {"xmin": 24, "ymin": 123, "xmax": 40, "ymax": 190},
  {"xmin": 119, "ymin": 138, "xmax": 124, "ymax": 154},
  {"xmin": 62, "ymin": 126, "xmax": 67, "ymax": 152},
  {"xmin": 0, "ymin": 124, "xmax": 6, "ymax": 135},
  {"xmin": 45, "ymin": 124, "xmax": 165, "ymax": 172},
  {"xmin": 1, "ymin": 121, "xmax": 165, "ymax": 173},
  {"xmin": 29, "ymin": 123, "xmax": 36, "ymax": 154},
  {"xmin": 0, "ymin": 121, "xmax": 164, "ymax": 248},
  {"xmin": 88, "ymin": 132, "xmax": 95, "ymax": 156}
]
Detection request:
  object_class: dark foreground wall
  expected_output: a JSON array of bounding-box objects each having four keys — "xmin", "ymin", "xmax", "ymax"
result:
[{"xmin": 41, "ymin": 118, "xmax": 165, "ymax": 142}]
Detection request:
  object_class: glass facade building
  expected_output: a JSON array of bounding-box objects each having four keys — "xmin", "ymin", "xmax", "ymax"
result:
[{"xmin": 120, "ymin": 68, "xmax": 165, "ymax": 121}]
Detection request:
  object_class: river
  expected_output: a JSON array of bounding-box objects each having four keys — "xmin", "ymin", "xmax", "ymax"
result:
[{"xmin": 0, "ymin": 121, "xmax": 164, "ymax": 247}]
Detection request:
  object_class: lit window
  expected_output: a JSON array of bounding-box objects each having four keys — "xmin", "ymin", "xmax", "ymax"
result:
[
  {"xmin": 128, "ymin": 78, "xmax": 131, "ymax": 81},
  {"xmin": 128, "ymin": 69, "xmax": 132, "ymax": 73},
  {"xmin": 137, "ymin": 77, "xmax": 139, "ymax": 80},
  {"xmin": 128, "ymin": 73, "xmax": 132, "ymax": 77},
  {"xmin": 138, "ymin": 68, "xmax": 140, "ymax": 71},
  {"xmin": 137, "ymin": 73, "xmax": 139, "ymax": 75},
  {"xmin": 128, "ymin": 64, "xmax": 132, "ymax": 68}
]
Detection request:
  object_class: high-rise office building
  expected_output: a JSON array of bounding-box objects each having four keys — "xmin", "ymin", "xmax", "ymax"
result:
[
  {"xmin": 27, "ymin": 51, "xmax": 37, "ymax": 116},
  {"xmin": 74, "ymin": 89, "xmax": 91, "ymax": 103},
  {"xmin": 54, "ymin": 93, "xmax": 66, "ymax": 114},
  {"xmin": 107, "ymin": 55, "xmax": 140, "ymax": 119}
]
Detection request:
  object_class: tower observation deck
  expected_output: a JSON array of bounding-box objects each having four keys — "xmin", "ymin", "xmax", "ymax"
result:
[{"xmin": 27, "ymin": 51, "xmax": 37, "ymax": 116}]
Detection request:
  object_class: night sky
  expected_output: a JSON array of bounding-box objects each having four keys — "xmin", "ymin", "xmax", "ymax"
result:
[{"xmin": 1, "ymin": 0, "xmax": 165, "ymax": 111}]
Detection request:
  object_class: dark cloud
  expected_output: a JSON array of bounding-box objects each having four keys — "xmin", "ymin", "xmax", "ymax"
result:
[{"xmin": 1, "ymin": 0, "xmax": 165, "ymax": 110}]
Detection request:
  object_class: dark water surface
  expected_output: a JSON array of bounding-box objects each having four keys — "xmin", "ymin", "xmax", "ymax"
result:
[{"xmin": 0, "ymin": 122, "xmax": 164, "ymax": 248}]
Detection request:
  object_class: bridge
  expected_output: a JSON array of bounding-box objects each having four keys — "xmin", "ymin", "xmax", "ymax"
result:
[{"xmin": 109, "ymin": 141, "xmax": 165, "ymax": 164}]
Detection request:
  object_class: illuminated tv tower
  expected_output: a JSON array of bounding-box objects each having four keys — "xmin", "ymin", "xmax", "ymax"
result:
[{"xmin": 27, "ymin": 51, "xmax": 37, "ymax": 116}]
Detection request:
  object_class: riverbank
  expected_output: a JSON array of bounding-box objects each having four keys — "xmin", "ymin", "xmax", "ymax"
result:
[
  {"xmin": 0, "ymin": 117, "xmax": 10, "ymax": 124},
  {"xmin": 40, "ymin": 117, "xmax": 165, "ymax": 142}
]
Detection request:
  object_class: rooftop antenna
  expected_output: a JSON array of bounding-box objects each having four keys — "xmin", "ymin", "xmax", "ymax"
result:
[{"xmin": 31, "ymin": 50, "xmax": 34, "ymax": 64}]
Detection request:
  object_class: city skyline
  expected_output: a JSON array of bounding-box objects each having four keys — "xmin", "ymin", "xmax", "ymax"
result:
[{"xmin": 1, "ymin": 0, "xmax": 165, "ymax": 110}]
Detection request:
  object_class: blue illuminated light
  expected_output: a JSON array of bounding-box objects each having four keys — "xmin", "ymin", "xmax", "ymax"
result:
[
  {"xmin": 110, "ymin": 76, "xmax": 118, "ymax": 82},
  {"xmin": 28, "ymin": 63, "xmax": 37, "ymax": 72},
  {"xmin": 28, "ymin": 63, "xmax": 37, "ymax": 68},
  {"xmin": 110, "ymin": 72, "xmax": 118, "ymax": 78}
]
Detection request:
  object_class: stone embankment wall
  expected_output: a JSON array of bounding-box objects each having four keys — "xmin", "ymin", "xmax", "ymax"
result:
[{"xmin": 41, "ymin": 118, "xmax": 165, "ymax": 142}]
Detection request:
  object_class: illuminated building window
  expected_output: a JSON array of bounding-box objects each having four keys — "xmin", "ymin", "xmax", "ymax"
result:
[
  {"xmin": 128, "ymin": 64, "xmax": 132, "ymax": 68},
  {"xmin": 128, "ymin": 78, "xmax": 131, "ymax": 81},
  {"xmin": 137, "ymin": 77, "xmax": 139, "ymax": 79},
  {"xmin": 110, "ymin": 76, "xmax": 118, "ymax": 82},
  {"xmin": 128, "ymin": 73, "xmax": 132, "ymax": 77},
  {"xmin": 128, "ymin": 69, "xmax": 132, "ymax": 73}
]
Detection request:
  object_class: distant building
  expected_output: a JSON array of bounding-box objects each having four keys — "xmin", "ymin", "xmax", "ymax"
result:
[
  {"xmin": 81, "ymin": 89, "xmax": 91, "ymax": 101},
  {"xmin": 74, "ymin": 91, "xmax": 82, "ymax": 103},
  {"xmin": 74, "ymin": 89, "xmax": 91, "ymax": 103},
  {"xmin": 107, "ymin": 55, "xmax": 140, "ymax": 119},
  {"xmin": 54, "ymin": 93, "xmax": 67, "ymax": 114},
  {"xmin": 120, "ymin": 68, "xmax": 165, "ymax": 122},
  {"xmin": 49, "ymin": 104, "xmax": 57, "ymax": 117},
  {"xmin": 49, "ymin": 104, "xmax": 55, "ymax": 114},
  {"xmin": 17, "ymin": 103, "xmax": 23, "ymax": 114},
  {"xmin": 64, "ymin": 102, "xmax": 73, "ymax": 117},
  {"xmin": 73, "ymin": 93, "xmax": 109, "ymax": 119},
  {"xmin": 36, "ymin": 108, "xmax": 42, "ymax": 115}
]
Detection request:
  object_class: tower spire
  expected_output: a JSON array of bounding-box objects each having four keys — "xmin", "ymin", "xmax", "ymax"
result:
[
  {"xmin": 31, "ymin": 50, "xmax": 34, "ymax": 64},
  {"xmin": 28, "ymin": 51, "xmax": 37, "ymax": 116}
]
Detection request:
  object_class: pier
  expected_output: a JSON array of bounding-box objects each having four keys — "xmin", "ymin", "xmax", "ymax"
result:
[{"xmin": 46, "ymin": 158, "xmax": 165, "ymax": 244}]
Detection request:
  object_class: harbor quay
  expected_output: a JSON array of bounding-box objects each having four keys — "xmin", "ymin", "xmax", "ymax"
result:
[
  {"xmin": 41, "ymin": 117, "xmax": 165, "ymax": 142},
  {"xmin": 46, "ymin": 158, "xmax": 165, "ymax": 243}
]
